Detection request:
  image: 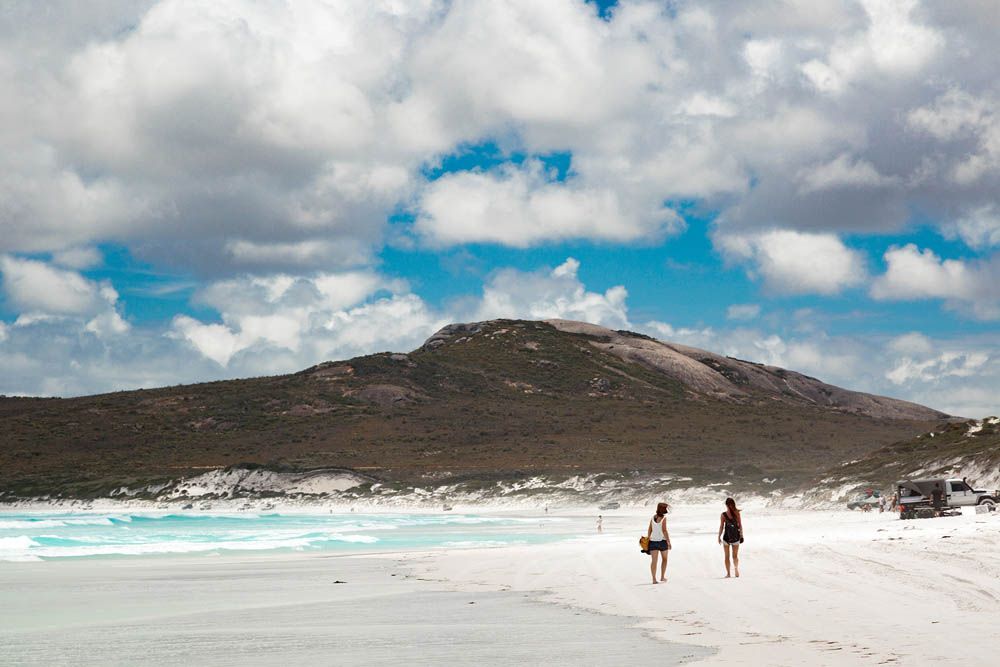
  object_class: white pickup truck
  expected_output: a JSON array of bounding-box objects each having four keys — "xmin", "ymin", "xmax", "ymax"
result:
[{"xmin": 897, "ymin": 478, "xmax": 998, "ymax": 519}]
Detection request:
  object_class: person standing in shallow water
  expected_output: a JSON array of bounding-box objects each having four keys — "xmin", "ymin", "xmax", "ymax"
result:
[
  {"xmin": 646, "ymin": 502, "xmax": 671, "ymax": 584},
  {"xmin": 717, "ymin": 497, "xmax": 743, "ymax": 578}
]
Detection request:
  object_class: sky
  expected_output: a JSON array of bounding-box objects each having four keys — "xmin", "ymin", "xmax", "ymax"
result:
[{"xmin": 1, "ymin": 0, "xmax": 999, "ymax": 417}]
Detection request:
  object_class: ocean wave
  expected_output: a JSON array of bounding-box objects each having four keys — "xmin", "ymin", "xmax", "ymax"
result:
[
  {"xmin": 0, "ymin": 535, "xmax": 42, "ymax": 561},
  {"xmin": 27, "ymin": 533, "xmax": 378, "ymax": 559},
  {"xmin": 0, "ymin": 517, "xmax": 116, "ymax": 529},
  {"xmin": 112, "ymin": 513, "xmax": 262, "ymax": 523}
]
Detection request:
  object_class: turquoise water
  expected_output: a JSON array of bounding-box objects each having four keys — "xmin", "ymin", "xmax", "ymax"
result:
[{"xmin": 0, "ymin": 512, "xmax": 570, "ymax": 561}]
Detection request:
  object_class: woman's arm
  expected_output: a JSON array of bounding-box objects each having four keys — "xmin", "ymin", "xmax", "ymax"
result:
[
  {"xmin": 737, "ymin": 511, "xmax": 744, "ymax": 535},
  {"xmin": 646, "ymin": 520, "xmax": 653, "ymax": 539},
  {"xmin": 717, "ymin": 514, "xmax": 724, "ymax": 544},
  {"xmin": 662, "ymin": 518, "xmax": 670, "ymax": 547}
]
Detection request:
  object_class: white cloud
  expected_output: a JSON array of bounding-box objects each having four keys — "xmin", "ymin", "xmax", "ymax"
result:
[
  {"xmin": 170, "ymin": 270, "xmax": 436, "ymax": 367},
  {"xmin": 476, "ymin": 258, "xmax": 630, "ymax": 329},
  {"xmin": 0, "ymin": 256, "xmax": 124, "ymax": 328},
  {"xmin": 886, "ymin": 351, "xmax": 989, "ymax": 386},
  {"xmin": 947, "ymin": 205, "xmax": 1000, "ymax": 250},
  {"xmin": 52, "ymin": 247, "xmax": 103, "ymax": 270},
  {"xmin": 908, "ymin": 89, "xmax": 1000, "ymax": 185},
  {"xmin": 169, "ymin": 257, "xmax": 634, "ymax": 369},
  {"xmin": 800, "ymin": 0, "xmax": 943, "ymax": 95},
  {"xmin": 887, "ymin": 332, "xmax": 935, "ymax": 357},
  {"xmin": 870, "ymin": 244, "xmax": 1000, "ymax": 318},
  {"xmin": 871, "ymin": 245, "xmax": 974, "ymax": 300},
  {"xmin": 0, "ymin": 0, "xmax": 990, "ymax": 267},
  {"xmin": 726, "ymin": 304, "xmax": 761, "ymax": 321},
  {"xmin": 416, "ymin": 161, "xmax": 683, "ymax": 247},
  {"xmin": 717, "ymin": 230, "xmax": 867, "ymax": 295}
]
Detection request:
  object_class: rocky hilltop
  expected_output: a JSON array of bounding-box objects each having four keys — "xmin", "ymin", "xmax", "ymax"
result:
[{"xmin": 0, "ymin": 319, "xmax": 950, "ymax": 502}]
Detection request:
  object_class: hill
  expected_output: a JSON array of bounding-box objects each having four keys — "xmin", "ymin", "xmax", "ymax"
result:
[
  {"xmin": 0, "ymin": 318, "xmax": 951, "ymax": 501},
  {"xmin": 811, "ymin": 417, "xmax": 1000, "ymax": 504}
]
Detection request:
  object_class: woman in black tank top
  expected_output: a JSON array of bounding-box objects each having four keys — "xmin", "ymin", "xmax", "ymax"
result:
[{"xmin": 717, "ymin": 497, "xmax": 743, "ymax": 578}]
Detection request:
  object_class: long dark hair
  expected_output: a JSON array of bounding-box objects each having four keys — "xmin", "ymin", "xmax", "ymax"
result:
[
  {"xmin": 654, "ymin": 502, "xmax": 669, "ymax": 521},
  {"xmin": 725, "ymin": 497, "xmax": 739, "ymax": 519}
]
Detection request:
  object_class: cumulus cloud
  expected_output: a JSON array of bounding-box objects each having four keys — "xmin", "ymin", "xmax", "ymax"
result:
[
  {"xmin": 2, "ymin": 0, "xmax": 999, "ymax": 267},
  {"xmin": 886, "ymin": 351, "xmax": 989, "ymax": 386},
  {"xmin": 0, "ymin": 256, "xmax": 128, "ymax": 336},
  {"xmin": 799, "ymin": 0, "xmax": 943, "ymax": 95},
  {"xmin": 717, "ymin": 230, "xmax": 867, "ymax": 295},
  {"xmin": 870, "ymin": 244, "xmax": 1000, "ymax": 318},
  {"xmin": 170, "ymin": 271, "xmax": 441, "ymax": 367},
  {"xmin": 476, "ymin": 258, "xmax": 630, "ymax": 328},
  {"xmin": 1, "ymin": 1, "xmax": 1000, "ymax": 416},
  {"xmin": 946, "ymin": 205, "xmax": 1000, "ymax": 250},
  {"xmin": 907, "ymin": 89, "xmax": 1000, "ymax": 185},
  {"xmin": 416, "ymin": 162, "xmax": 683, "ymax": 247}
]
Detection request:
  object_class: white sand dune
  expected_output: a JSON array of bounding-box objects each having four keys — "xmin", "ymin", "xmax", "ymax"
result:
[{"xmin": 412, "ymin": 505, "xmax": 1000, "ymax": 665}]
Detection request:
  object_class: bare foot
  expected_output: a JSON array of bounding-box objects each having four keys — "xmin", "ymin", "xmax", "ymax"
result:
[
  {"xmin": 735, "ymin": 571, "xmax": 740, "ymax": 578},
  {"xmin": 724, "ymin": 574, "xmax": 731, "ymax": 578},
  {"xmin": 652, "ymin": 580, "xmax": 658, "ymax": 584},
  {"xmin": 660, "ymin": 576, "xmax": 667, "ymax": 582}
]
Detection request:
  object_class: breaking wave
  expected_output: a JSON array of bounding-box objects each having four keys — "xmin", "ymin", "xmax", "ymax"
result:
[{"xmin": 0, "ymin": 511, "xmax": 561, "ymax": 561}]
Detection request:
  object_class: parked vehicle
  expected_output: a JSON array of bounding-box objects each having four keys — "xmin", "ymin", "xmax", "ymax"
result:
[
  {"xmin": 598, "ymin": 501, "xmax": 620, "ymax": 510},
  {"xmin": 897, "ymin": 478, "xmax": 998, "ymax": 519}
]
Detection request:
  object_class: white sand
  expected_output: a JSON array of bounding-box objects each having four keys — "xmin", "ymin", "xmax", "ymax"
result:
[{"xmin": 411, "ymin": 505, "xmax": 1000, "ymax": 665}]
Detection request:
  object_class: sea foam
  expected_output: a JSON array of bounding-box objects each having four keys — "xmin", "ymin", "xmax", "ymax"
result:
[{"xmin": 0, "ymin": 511, "xmax": 561, "ymax": 561}]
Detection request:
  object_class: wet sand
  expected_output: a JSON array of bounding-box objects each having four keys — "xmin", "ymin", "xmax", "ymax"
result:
[{"xmin": 0, "ymin": 550, "xmax": 709, "ymax": 666}]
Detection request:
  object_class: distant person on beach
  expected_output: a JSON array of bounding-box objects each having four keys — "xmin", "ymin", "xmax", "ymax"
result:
[
  {"xmin": 646, "ymin": 502, "xmax": 671, "ymax": 584},
  {"xmin": 931, "ymin": 483, "xmax": 944, "ymax": 516},
  {"xmin": 717, "ymin": 497, "xmax": 743, "ymax": 578},
  {"xmin": 597, "ymin": 515, "xmax": 603, "ymax": 533}
]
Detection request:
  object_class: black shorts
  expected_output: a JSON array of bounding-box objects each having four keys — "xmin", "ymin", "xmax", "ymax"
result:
[{"xmin": 648, "ymin": 540, "xmax": 669, "ymax": 551}]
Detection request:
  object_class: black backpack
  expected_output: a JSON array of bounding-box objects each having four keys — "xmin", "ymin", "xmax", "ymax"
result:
[{"xmin": 723, "ymin": 513, "xmax": 741, "ymax": 542}]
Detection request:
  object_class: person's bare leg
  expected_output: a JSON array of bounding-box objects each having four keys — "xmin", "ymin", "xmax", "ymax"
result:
[
  {"xmin": 732, "ymin": 544, "xmax": 740, "ymax": 578},
  {"xmin": 660, "ymin": 550, "xmax": 668, "ymax": 581},
  {"xmin": 650, "ymin": 551, "xmax": 659, "ymax": 583},
  {"xmin": 723, "ymin": 543, "xmax": 731, "ymax": 577}
]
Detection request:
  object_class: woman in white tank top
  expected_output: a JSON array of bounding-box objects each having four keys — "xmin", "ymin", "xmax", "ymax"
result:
[{"xmin": 645, "ymin": 501, "xmax": 671, "ymax": 584}]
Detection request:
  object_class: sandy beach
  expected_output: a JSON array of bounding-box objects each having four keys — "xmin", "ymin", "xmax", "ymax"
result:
[
  {"xmin": 413, "ymin": 505, "xmax": 1000, "ymax": 665},
  {"xmin": 2, "ymin": 505, "xmax": 998, "ymax": 665}
]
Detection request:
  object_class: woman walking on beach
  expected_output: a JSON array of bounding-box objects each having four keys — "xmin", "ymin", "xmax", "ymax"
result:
[
  {"xmin": 646, "ymin": 502, "xmax": 671, "ymax": 584},
  {"xmin": 717, "ymin": 497, "xmax": 743, "ymax": 578}
]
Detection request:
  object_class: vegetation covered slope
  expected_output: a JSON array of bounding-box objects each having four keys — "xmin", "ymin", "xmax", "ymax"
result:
[
  {"xmin": 813, "ymin": 417, "xmax": 1000, "ymax": 500},
  {"xmin": 0, "ymin": 319, "xmax": 950, "ymax": 498}
]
